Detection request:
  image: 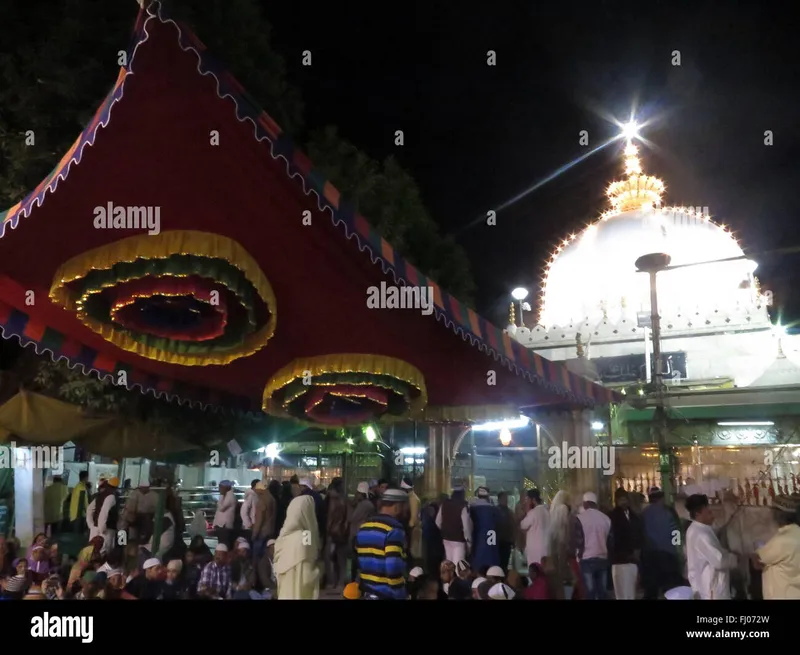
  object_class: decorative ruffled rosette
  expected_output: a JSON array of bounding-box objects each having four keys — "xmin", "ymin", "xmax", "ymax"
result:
[
  {"xmin": 49, "ymin": 231, "xmax": 276, "ymax": 366},
  {"xmin": 263, "ymin": 354, "xmax": 427, "ymax": 426}
]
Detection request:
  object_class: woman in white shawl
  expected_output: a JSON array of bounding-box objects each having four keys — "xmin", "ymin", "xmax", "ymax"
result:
[
  {"xmin": 545, "ymin": 490, "xmax": 574, "ymax": 599},
  {"xmin": 274, "ymin": 494, "xmax": 320, "ymax": 600}
]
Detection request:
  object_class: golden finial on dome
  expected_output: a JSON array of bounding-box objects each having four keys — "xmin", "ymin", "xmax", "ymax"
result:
[{"xmin": 607, "ymin": 139, "xmax": 665, "ymax": 213}]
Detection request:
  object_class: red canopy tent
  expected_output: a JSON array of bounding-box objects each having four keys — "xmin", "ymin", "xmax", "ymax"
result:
[{"xmin": 0, "ymin": 2, "xmax": 618, "ymax": 427}]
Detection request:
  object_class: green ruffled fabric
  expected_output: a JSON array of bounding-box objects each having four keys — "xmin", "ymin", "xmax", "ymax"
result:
[
  {"xmin": 277, "ymin": 372, "xmax": 414, "ymax": 406},
  {"xmin": 72, "ymin": 255, "xmax": 262, "ymax": 328},
  {"xmin": 82, "ymin": 289, "xmax": 252, "ymax": 353},
  {"xmin": 277, "ymin": 372, "xmax": 415, "ymax": 421},
  {"xmin": 72, "ymin": 255, "xmax": 272, "ymax": 355}
]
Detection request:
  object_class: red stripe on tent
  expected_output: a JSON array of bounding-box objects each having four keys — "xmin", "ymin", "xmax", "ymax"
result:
[
  {"xmin": 93, "ymin": 352, "xmax": 118, "ymax": 374},
  {"xmin": 292, "ymin": 150, "xmax": 312, "ymax": 177},
  {"xmin": 60, "ymin": 338, "xmax": 83, "ymax": 359},
  {"xmin": 354, "ymin": 214, "xmax": 371, "ymax": 238},
  {"xmin": 468, "ymin": 310, "xmax": 481, "ymax": 337},
  {"xmin": 501, "ymin": 332, "xmax": 515, "ymax": 362},
  {"xmin": 430, "ymin": 281, "xmax": 444, "ymax": 310},
  {"xmin": 23, "ymin": 319, "xmax": 46, "ymax": 342},
  {"xmin": 258, "ymin": 112, "xmax": 282, "ymax": 139},
  {"xmin": 405, "ymin": 266, "xmax": 420, "ymax": 287},
  {"xmin": 380, "ymin": 239, "xmax": 394, "ymax": 266},
  {"xmin": 322, "ymin": 182, "xmax": 340, "ymax": 210}
]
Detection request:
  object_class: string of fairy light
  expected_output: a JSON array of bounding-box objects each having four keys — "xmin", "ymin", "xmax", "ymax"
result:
[{"xmin": 536, "ymin": 134, "xmax": 745, "ymax": 325}]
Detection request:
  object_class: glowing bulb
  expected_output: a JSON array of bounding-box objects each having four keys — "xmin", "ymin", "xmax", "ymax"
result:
[
  {"xmin": 511, "ymin": 287, "xmax": 529, "ymax": 301},
  {"xmin": 346, "ymin": 438, "xmax": 354, "ymax": 446},
  {"xmin": 621, "ymin": 121, "xmax": 640, "ymax": 141},
  {"xmin": 499, "ymin": 427, "xmax": 512, "ymax": 446},
  {"xmin": 365, "ymin": 426, "xmax": 377, "ymax": 442},
  {"xmin": 264, "ymin": 443, "xmax": 280, "ymax": 459}
]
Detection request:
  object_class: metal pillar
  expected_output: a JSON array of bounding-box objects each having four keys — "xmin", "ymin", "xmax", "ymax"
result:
[{"xmin": 637, "ymin": 253, "xmax": 674, "ymax": 501}]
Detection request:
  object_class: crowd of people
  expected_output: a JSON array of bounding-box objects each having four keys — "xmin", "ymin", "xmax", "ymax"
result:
[{"xmin": 1, "ymin": 472, "xmax": 798, "ymax": 600}]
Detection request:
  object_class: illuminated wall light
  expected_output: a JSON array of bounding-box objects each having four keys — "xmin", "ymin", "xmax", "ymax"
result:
[
  {"xmin": 717, "ymin": 421, "xmax": 774, "ymax": 427},
  {"xmin": 472, "ymin": 415, "xmax": 531, "ymax": 432},
  {"xmin": 399, "ymin": 447, "xmax": 426, "ymax": 455},
  {"xmin": 499, "ymin": 427, "xmax": 513, "ymax": 446},
  {"xmin": 591, "ymin": 421, "xmax": 604, "ymax": 431}
]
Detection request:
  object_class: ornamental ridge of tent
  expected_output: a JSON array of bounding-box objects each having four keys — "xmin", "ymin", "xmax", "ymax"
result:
[{"xmin": 0, "ymin": 1, "xmax": 620, "ymax": 427}]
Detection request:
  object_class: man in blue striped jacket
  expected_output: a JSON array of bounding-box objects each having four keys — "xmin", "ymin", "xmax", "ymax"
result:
[{"xmin": 355, "ymin": 488, "xmax": 409, "ymax": 599}]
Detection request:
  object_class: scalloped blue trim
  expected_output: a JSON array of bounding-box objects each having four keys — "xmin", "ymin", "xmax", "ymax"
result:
[{"xmin": 0, "ymin": 320, "xmax": 244, "ymax": 414}]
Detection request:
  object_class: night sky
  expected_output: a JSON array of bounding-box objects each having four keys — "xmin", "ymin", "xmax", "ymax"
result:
[{"xmin": 263, "ymin": 1, "xmax": 800, "ymax": 326}]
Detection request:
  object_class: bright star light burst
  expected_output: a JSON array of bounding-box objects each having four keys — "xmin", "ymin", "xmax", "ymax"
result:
[{"xmin": 620, "ymin": 120, "xmax": 641, "ymax": 141}]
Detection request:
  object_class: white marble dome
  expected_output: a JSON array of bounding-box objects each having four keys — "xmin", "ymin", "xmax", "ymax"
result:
[{"xmin": 539, "ymin": 207, "xmax": 759, "ymax": 328}]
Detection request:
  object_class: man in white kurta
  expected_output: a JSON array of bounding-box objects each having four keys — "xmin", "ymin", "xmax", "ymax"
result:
[
  {"xmin": 685, "ymin": 494, "xmax": 737, "ymax": 600},
  {"xmin": 86, "ymin": 478, "xmax": 119, "ymax": 554},
  {"xmin": 213, "ymin": 480, "xmax": 237, "ymax": 548},
  {"xmin": 520, "ymin": 489, "xmax": 550, "ymax": 566},
  {"xmin": 753, "ymin": 494, "xmax": 800, "ymax": 599}
]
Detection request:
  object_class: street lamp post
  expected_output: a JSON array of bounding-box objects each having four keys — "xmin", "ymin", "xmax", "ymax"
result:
[
  {"xmin": 511, "ymin": 287, "xmax": 529, "ymax": 327},
  {"xmin": 635, "ymin": 252, "xmax": 674, "ymax": 501}
]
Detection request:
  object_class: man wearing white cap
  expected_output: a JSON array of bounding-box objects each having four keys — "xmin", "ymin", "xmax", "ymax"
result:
[
  {"xmin": 471, "ymin": 576, "xmax": 487, "ymax": 599},
  {"xmin": 488, "ymin": 582, "xmax": 515, "ymax": 600},
  {"xmin": 86, "ymin": 477, "xmax": 120, "ymax": 555},
  {"xmin": 448, "ymin": 559, "xmax": 472, "ymax": 599},
  {"xmin": 213, "ymin": 481, "xmax": 237, "ymax": 549},
  {"xmin": 121, "ymin": 479, "xmax": 157, "ymax": 543},
  {"xmin": 231, "ymin": 540, "xmax": 256, "ymax": 598},
  {"xmin": 486, "ymin": 565, "xmax": 505, "ymax": 583},
  {"xmin": 470, "ymin": 487, "xmax": 501, "ymax": 573},
  {"xmin": 349, "ymin": 482, "xmax": 376, "ymax": 581},
  {"xmin": 126, "ymin": 557, "xmax": 164, "ymax": 599},
  {"xmin": 664, "ymin": 586, "xmax": 694, "ymax": 600},
  {"xmin": 161, "ymin": 560, "xmax": 185, "ymax": 600},
  {"xmin": 751, "ymin": 494, "xmax": 800, "ymax": 599},
  {"xmin": 574, "ymin": 491, "xmax": 611, "ymax": 600},
  {"xmin": 354, "ymin": 487, "xmax": 409, "ymax": 599},
  {"xmin": 197, "ymin": 543, "xmax": 232, "ymax": 599}
]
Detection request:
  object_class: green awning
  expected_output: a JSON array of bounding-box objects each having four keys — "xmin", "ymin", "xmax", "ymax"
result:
[{"xmin": 623, "ymin": 402, "xmax": 800, "ymax": 422}]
